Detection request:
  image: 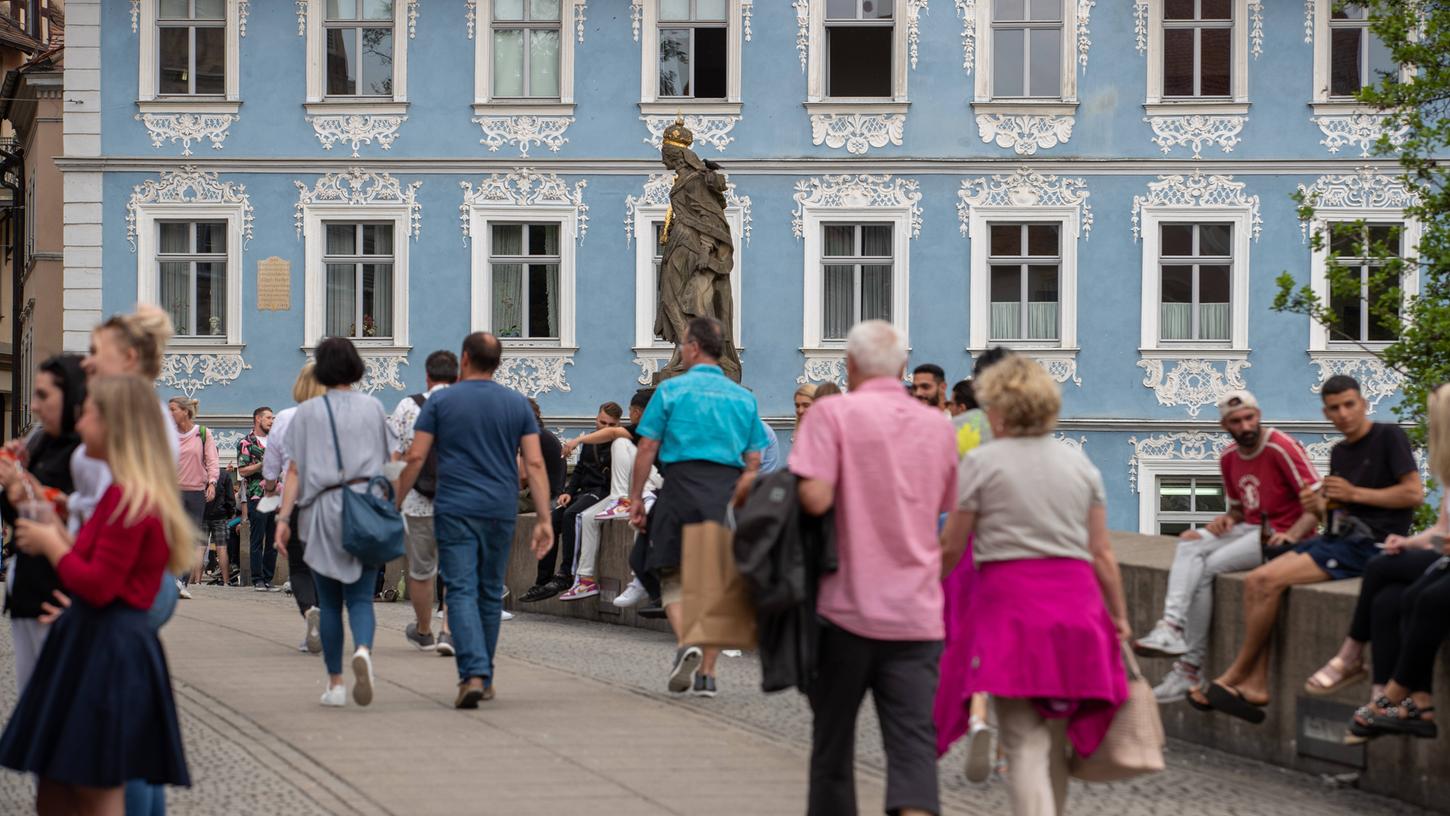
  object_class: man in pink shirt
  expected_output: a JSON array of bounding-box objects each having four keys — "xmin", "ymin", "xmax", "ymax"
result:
[{"xmin": 790, "ymin": 320, "xmax": 957, "ymax": 816}]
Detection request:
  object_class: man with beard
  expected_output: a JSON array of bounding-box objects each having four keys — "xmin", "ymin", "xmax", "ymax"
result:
[{"xmin": 1133, "ymin": 390, "xmax": 1321, "ymax": 704}]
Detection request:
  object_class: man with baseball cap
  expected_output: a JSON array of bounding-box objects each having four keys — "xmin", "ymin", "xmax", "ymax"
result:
[{"xmin": 1133, "ymin": 388, "xmax": 1322, "ymax": 706}]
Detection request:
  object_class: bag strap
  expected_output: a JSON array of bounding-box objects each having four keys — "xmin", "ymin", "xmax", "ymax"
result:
[
  {"xmin": 410, "ymin": 393, "xmax": 427, "ymax": 409},
  {"xmin": 321, "ymin": 393, "xmax": 345, "ymax": 482}
]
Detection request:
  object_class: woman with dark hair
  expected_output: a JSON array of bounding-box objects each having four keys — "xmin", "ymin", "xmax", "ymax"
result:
[
  {"xmin": 277, "ymin": 337, "xmax": 394, "ymax": 707},
  {"xmin": 0, "ymin": 354, "xmax": 87, "ymax": 691}
]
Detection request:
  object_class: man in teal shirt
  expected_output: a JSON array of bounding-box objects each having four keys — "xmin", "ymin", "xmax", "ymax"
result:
[{"xmin": 629, "ymin": 316, "xmax": 768, "ymax": 698}]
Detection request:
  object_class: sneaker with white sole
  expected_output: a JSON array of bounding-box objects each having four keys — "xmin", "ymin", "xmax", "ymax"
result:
[
  {"xmin": 405, "ymin": 621, "xmax": 437, "ymax": 651},
  {"xmin": 352, "ymin": 648, "xmax": 374, "ymax": 707},
  {"xmin": 500, "ymin": 609, "xmax": 514, "ymax": 621},
  {"xmin": 668, "ymin": 646, "xmax": 703, "ymax": 693},
  {"xmin": 559, "ymin": 577, "xmax": 600, "ymax": 601},
  {"xmin": 305, "ymin": 607, "xmax": 322, "ymax": 654},
  {"xmin": 964, "ymin": 717, "xmax": 993, "ymax": 783},
  {"xmin": 594, "ymin": 497, "xmax": 632, "ymax": 520},
  {"xmin": 1134, "ymin": 620, "xmax": 1189, "ymax": 658},
  {"xmin": 1153, "ymin": 661, "xmax": 1202, "ymax": 704},
  {"xmin": 436, "ymin": 631, "xmax": 455, "ymax": 656},
  {"xmin": 613, "ymin": 578, "xmax": 649, "ymax": 608},
  {"xmin": 320, "ymin": 684, "xmax": 346, "ymax": 707},
  {"xmin": 177, "ymin": 584, "xmax": 192, "ymax": 600}
]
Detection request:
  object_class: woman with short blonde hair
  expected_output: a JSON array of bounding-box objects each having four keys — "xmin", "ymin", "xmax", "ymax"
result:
[
  {"xmin": 941, "ymin": 353, "xmax": 1130, "ymax": 815},
  {"xmin": 793, "ymin": 383, "xmax": 817, "ymax": 426}
]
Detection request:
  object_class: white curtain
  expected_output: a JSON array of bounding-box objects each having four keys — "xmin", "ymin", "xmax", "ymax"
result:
[
  {"xmin": 493, "ymin": 29, "xmax": 525, "ymax": 96},
  {"xmin": 1199, "ymin": 303, "xmax": 1230, "ymax": 341},
  {"xmin": 198, "ymin": 261, "xmax": 226, "ymax": 336},
  {"xmin": 1028, "ymin": 302, "xmax": 1058, "ymax": 340},
  {"xmin": 529, "ymin": 29, "xmax": 560, "ymax": 97},
  {"xmin": 1160, "ymin": 303, "xmax": 1192, "ymax": 341},
  {"xmin": 991, "ymin": 302, "xmax": 1020, "ymax": 340},
  {"xmin": 862, "ymin": 264, "xmax": 892, "ymax": 323},
  {"xmin": 365, "ymin": 264, "xmax": 393, "ymax": 338},
  {"xmin": 823, "ymin": 265, "xmax": 852, "ymax": 340},
  {"xmin": 159, "ymin": 261, "xmax": 190, "ymax": 336},
  {"xmin": 493, "ymin": 264, "xmax": 523, "ymax": 337},
  {"xmin": 326, "ymin": 264, "xmax": 356, "ymax": 337}
]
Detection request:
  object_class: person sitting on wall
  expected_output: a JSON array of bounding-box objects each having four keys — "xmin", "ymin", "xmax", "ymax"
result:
[
  {"xmin": 1133, "ymin": 389, "xmax": 1322, "ymax": 704},
  {"xmin": 1193, "ymin": 375, "xmax": 1423, "ymax": 722}
]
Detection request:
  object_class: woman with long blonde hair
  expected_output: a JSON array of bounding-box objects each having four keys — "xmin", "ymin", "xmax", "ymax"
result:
[
  {"xmin": 1, "ymin": 375, "xmax": 192, "ymax": 814},
  {"xmin": 1321, "ymin": 382, "xmax": 1450, "ymax": 742}
]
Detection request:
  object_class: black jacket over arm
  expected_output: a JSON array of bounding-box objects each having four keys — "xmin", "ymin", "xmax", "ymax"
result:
[{"xmin": 2, "ymin": 431, "xmax": 80, "ymax": 619}]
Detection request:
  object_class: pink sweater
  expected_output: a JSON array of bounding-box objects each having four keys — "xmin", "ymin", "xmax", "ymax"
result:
[{"xmin": 176, "ymin": 425, "xmax": 219, "ymax": 492}]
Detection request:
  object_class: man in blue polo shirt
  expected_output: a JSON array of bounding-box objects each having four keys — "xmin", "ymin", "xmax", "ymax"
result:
[{"xmin": 629, "ymin": 316, "xmax": 768, "ymax": 697}]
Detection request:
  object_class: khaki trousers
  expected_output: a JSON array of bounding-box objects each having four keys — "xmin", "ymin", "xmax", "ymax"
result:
[{"xmin": 995, "ymin": 697, "xmax": 1070, "ymax": 816}]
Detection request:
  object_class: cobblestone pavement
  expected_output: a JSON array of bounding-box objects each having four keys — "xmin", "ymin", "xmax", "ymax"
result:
[{"xmin": 0, "ymin": 585, "xmax": 1432, "ymax": 815}]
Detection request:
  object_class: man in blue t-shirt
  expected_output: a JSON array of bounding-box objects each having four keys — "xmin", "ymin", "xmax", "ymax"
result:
[{"xmin": 397, "ymin": 332, "xmax": 554, "ymax": 709}]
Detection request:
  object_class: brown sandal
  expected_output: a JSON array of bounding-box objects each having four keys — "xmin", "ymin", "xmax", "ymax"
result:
[{"xmin": 1305, "ymin": 656, "xmax": 1367, "ymax": 696}]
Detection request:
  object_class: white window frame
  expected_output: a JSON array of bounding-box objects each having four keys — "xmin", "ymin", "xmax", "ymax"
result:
[
  {"xmin": 638, "ymin": 0, "xmax": 744, "ymax": 118},
  {"xmin": 1308, "ymin": 0, "xmax": 1411, "ymax": 113},
  {"xmin": 137, "ymin": 0, "xmax": 242, "ymax": 114},
  {"xmin": 971, "ymin": 0, "xmax": 1083, "ymax": 114},
  {"xmin": 1307, "ymin": 212, "xmax": 1421, "ymax": 352},
  {"xmin": 474, "ymin": 0, "xmax": 580, "ymax": 118},
  {"xmin": 1138, "ymin": 208, "xmax": 1252, "ymax": 354},
  {"xmin": 320, "ymin": 221, "xmax": 399, "ymax": 342},
  {"xmin": 803, "ymin": 0, "xmax": 910, "ymax": 117},
  {"xmin": 134, "ymin": 203, "xmax": 246, "ymax": 350},
  {"xmin": 631, "ymin": 207, "xmax": 745, "ymax": 352},
  {"xmin": 300, "ymin": 205, "xmax": 411, "ymax": 351},
  {"xmin": 467, "ymin": 205, "xmax": 579, "ymax": 350},
  {"xmin": 304, "ymin": 0, "xmax": 410, "ymax": 118},
  {"xmin": 801, "ymin": 207, "xmax": 911, "ymax": 351},
  {"xmin": 1143, "ymin": 0, "xmax": 1250, "ymax": 115},
  {"xmin": 1142, "ymin": 468, "xmax": 1225, "ymax": 535},
  {"xmin": 965, "ymin": 206, "xmax": 1081, "ymax": 355}
]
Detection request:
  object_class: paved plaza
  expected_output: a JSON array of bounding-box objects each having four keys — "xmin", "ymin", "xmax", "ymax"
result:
[{"xmin": 0, "ymin": 586, "xmax": 1430, "ymax": 815}]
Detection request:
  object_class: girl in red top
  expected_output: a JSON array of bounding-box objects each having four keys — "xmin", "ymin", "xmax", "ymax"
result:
[{"xmin": 1, "ymin": 375, "xmax": 192, "ymax": 815}]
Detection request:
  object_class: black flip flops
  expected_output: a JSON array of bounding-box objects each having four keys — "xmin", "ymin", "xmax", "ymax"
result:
[{"xmin": 1205, "ymin": 682, "xmax": 1268, "ymax": 724}]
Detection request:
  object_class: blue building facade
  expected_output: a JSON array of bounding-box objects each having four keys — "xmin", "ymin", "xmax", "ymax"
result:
[{"xmin": 62, "ymin": 0, "xmax": 1426, "ymax": 533}]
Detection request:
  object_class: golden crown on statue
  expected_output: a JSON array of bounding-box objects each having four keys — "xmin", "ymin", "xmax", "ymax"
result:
[{"xmin": 662, "ymin": 115, "xmax": 694, "ymax": 149}]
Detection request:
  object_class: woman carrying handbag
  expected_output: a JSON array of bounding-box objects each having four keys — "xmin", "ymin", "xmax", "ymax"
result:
[{"xmin": 277, "ymin": 338, "xmax": 397, "ymax": 708}]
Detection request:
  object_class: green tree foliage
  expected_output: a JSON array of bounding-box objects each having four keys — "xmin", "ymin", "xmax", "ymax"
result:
[{"xmin": 1274, "ymin": 0, "xmax": 1450, "ymax": 455}]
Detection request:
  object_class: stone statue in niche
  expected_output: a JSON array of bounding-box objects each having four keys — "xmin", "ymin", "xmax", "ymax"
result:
[{"xmin": 655, "ymin": 117, "xmax": 740, "ymax": 382}]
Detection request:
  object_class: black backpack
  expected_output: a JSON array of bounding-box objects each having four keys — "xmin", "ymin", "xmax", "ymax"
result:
[{"xmin": 409, "ymin": 394, "xmax": 439, "ymax": 499}]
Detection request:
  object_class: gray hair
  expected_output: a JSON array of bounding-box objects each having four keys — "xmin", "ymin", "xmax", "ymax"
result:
[{"xmin": 846, "ymin": 320, "xmax": 908, "ymax": 379}]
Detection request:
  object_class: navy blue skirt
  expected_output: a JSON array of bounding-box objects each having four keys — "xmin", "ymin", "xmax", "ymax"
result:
[{"xmin": 0, "ymin": 597, "xmax": 190, "ymax": 788}]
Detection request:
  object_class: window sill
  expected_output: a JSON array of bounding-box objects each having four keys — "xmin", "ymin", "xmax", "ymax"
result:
[
  {"xmin": 167, "ymin": 341, "xmax": 246, "ymax": 355},
  {"xmin": 301, "ymin": 342, "xmax": 412, "ymax": 355},
  {"xmin": 501, "ymin": 345, "xmax": 578, "ymax": 355},
  {"xmin": 971, "ymin": 101, "xmax": 1077, "ymax": 116},
  {"xmin": 1143, "ymin": 102, "xmax": 1250, "ymax": 116},
  {"xmin": 803, "ymin": 101, "xmax": 910, "ymax": 115},
  {"xmin": 1139, "ymin": 347, "xmax": 1250, "ymax": 361},
  {"xmin": 137, "ymin": 99, "xmax": 241, "ymax": 115},
  {"xmin": 970, "ymin": 345, "xmax": 1077, "ymax": 356},
  {"xmin": 473, "ymin": 102, "xmax": 576, "ymax": 117},
  {"xmin": 304, "ymin": 101, "xmax": 409, "ymax": 117},
  {"xmin": 1311, "ymin": 346, "xmax": 1392, "ymax": 359},
  {"xmin": 1309, "ymin": 101, "xmax": 1389, "ymax": 117},
  {"xmin": 639, "ymin": 101, "xmax": 742, "ymax": 117}
]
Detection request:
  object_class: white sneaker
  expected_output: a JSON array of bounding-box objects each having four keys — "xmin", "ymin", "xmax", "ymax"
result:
[
  {"xmin": 177, "ymin": 584, "xmax": 192, "ymax": 600},
  {"xmin": 297, "ymin": 637, "xmax": 309, "ymax": 653},
  {"xmin": 320, "ymin": 684, "xmax": 346, "ymax": 707},
  {"xmin": 613, "ymin": 578, "xmax": 649, "ymax": 608},
  {"xmin": 304, "ymin": 607, "xmax": 322, "ymax": 654},
  {"xmin": 1133, "ymin": 620, "xmax": 1188, "ymax": 658},
  {"xmin": 1153, "ymin": 661, "xmax": 1202, "ymax": 704},
  {"xmin": 964, "ymin": 717, "xmax": 994, "ymax": 783},
  {"xmin": 501, "ymin": 609, "xmax": 515, "ymax": 621},
  {"xmin": 351, "ymin": 648, "xmax": 374, "ymax": 707}
]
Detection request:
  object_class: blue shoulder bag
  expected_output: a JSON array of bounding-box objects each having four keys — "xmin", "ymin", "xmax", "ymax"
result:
[{"xmin": 321, "ymin": 393, "xmax": 406, "ymax": 566}]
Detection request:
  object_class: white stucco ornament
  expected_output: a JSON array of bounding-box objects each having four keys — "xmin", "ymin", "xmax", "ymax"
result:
[
  {"xmin": 1054, "ymin": 433, "xmax": 1087, "ymax": 453},
  {"xmin": 1137, "ymin": 358, "xmax": 1251, "ymax": 418},
  {"xmin": 976, "ymin": 113, "xmax": 1075, "ymax": 156},
  {"xmin": 625, "ymin": 173, "xmax": 750, "ymax": 247},
  {"xmin": 1296, "ymin": 167, "xmax": 1418, "ymax": 241},
  {"xmin": 1145, "ymin": 114, "xmax": 1247, "ymax": 159},
  {"xmin": 633, "ymin": 355, "xmax": 665, "ymax": 387},
  {"xmin": 1132, "ymin": 171, "xmax": 1262, "ymax": 242},
  {"xmin": 1036, "ymin": 357, "xmax": 1082, "ymax": 387},
  {"xmin": 136, "ymin": 113, "xmax": 238, "ymax": 157},
  {"xmin": 307, "ymin": 114, "xmax": 407, "ymax": 158},
  {"xmin": 960, "ymin": 0, "xmax": 1094, "ymax": 73},
  {"xmin": 642, "ymin": 115, "xmax": 740, "ymax": 153},
  {"xmin": 793, "ymin": 174, "xmax": 923, "ymax": 239},
  {"xmin": 957, "ymin": 167, "xmax": 1093, "ymax": 238},
  {"xmin": 295, "ymin": 168, "xmax": 423, "ymax": 239},
  {"xmin": 1127, "ymin": 431, "xmax": 1232, "ymax": 493},
  {"xmin": 794, "ymin": 0, "xmax": 810, "ymax": 71},
  {"xmin": 159, "ymin": 352, "xmax": 251, "ymax": 399},
  {"xmin": 458, "ymin": 169, "xmax": 588, "ymax": 246},
  {"xmin": 810, "ymin": 113, "xmax": 906, "ymax": 155},
  {"xmin": 127, "ymin": 166, "xmax": 255, "ymax": 252},
  {"xmin": 1312, "ymin": 113, "xmax": 1410, "ymax": 158},
  {"xmin": 473, "ymin": 115, "xmax": 572, "ymax": 158},
  {"xmin": 495, "ymin": 355, "xmax": 574, "ymax": 399},
  {"xmin": 357, "ymin": 354, "xmax": 409, "ymax": 395},
  {"xmin": 798, "ymin": 356, "xmax": 847, "ymax": 387},
  {"xmin": 1311, "ymin": 357, "xmax": 1403, "ymax": 414}
]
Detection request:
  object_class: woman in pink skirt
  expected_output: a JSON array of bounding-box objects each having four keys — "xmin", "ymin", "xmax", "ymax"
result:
[{"xmin": 940, "ymin": 354, "xmax": 1131, "ymax": 815}]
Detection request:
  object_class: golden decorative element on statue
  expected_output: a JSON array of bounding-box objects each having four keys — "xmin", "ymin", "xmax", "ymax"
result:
[{"xmin": 662, "ymin": 115, "xmax": 694, "ymax": 149}]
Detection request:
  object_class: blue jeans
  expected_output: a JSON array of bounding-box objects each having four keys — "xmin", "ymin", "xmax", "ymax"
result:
[
  {"xmin": 435, "ymin": 514, "xmax": 515, "ymax": 684},
  {"xmin": 247, "ymin": 499, "xmax": 277, "ymax": 585},
  {"xmin": 312, "ymin": 571, "xmax": 375, "ymax": 675}
]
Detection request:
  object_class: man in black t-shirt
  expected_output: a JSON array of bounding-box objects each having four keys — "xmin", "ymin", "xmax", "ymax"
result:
[{"xmin": 1196, "ymin": 375, "xmax": 1424, "ymax": 722}]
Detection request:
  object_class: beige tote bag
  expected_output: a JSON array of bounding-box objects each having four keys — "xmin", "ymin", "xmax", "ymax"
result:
[{"xmin": 1069, "ymin": 644, "xmax": 1166, "ymax": 782}]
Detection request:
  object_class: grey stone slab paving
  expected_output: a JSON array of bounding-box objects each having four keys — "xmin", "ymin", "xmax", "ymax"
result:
[{"xmin": 0, "ymin": 585, "xmax": 1432, "ymax": 815}]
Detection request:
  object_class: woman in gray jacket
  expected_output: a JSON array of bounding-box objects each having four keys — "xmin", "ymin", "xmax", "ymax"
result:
[{"xmin": 277, "ymin": 337, "xmax": 395, "ymax": 708}]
